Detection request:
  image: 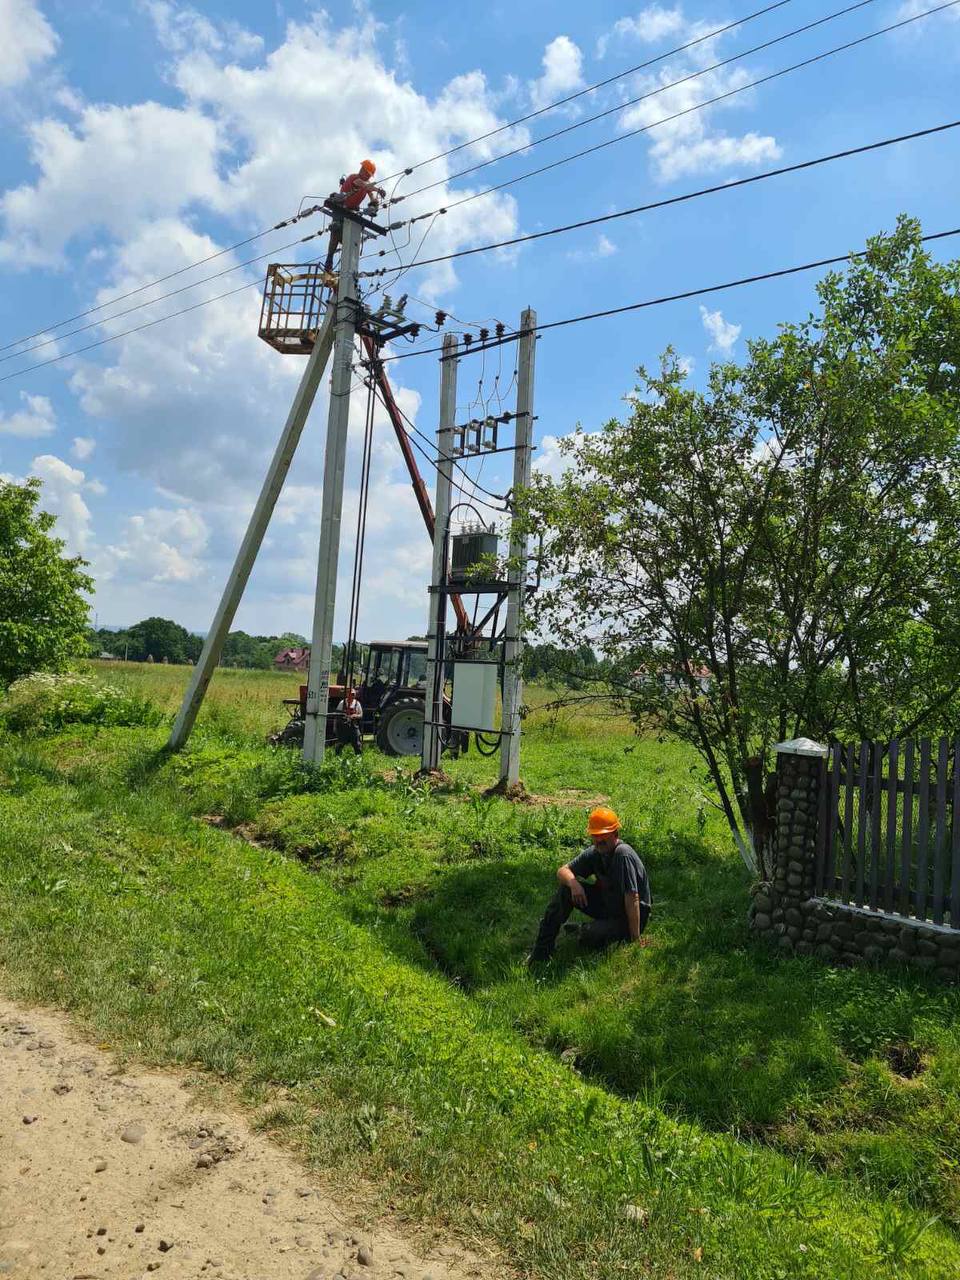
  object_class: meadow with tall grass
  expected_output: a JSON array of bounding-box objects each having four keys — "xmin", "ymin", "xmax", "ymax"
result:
[{"xmin": 2, "ymin": 660, "xmax": 960, "ymax": 1277}]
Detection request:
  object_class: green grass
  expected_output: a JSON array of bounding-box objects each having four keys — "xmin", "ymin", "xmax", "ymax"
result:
[{"xmin": 3, "ymin": 662, "xmax": 960, "ymax": 1276}]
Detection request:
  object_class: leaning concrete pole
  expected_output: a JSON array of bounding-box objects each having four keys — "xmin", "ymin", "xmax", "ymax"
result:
[
  {"xmin": 168, "ymin": 306, "xmax": 336, "ymax": 751},
  {"xmin": 421, "ymin": 333, "xmax": 460, "ymax": 773},
  {"xmin": 499, "ymin": 308, "xmax": 537, "ymax": 787},
  {"xmin": 302, "ymin": 215, "xmax": 363, "ymax": 763}
]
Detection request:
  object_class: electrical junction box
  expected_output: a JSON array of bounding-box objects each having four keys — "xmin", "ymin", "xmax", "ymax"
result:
[
  {"xmin": 451, "ymin": 661, "xmax": 499, "ymax": 732},
  {"xmin": 450, "ymin": 528, "xmax": 498, "ymax": 582}
]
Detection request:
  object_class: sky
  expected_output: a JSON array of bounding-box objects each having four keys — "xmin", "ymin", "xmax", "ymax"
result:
[{"xmin": 0, "ymin": 0, "xmax": 957, "ymax": 642}]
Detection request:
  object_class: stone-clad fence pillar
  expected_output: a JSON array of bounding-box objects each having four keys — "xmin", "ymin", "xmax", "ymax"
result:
[{"xmin": 749, "ymin": 738, "xmax": 960, "ymax": 980}]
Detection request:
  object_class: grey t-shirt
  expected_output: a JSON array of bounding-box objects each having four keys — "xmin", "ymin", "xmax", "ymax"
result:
[{"xmin": 568, "ymin": 840, "xmax": 652, "ymax": 918}]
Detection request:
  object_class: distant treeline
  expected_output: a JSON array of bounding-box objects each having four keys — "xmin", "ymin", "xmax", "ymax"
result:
[{"xmin": 88, "ymin": 617, "xmax": 309, "ymax": 668}]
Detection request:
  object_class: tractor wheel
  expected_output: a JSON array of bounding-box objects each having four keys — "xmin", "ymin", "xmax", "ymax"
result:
[{"xmin": 376, "ymin": 696, "xmax": 426, "ymax": 757}]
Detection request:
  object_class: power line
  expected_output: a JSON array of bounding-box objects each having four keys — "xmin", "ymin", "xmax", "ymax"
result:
[
  {"xmin": 382, "ymin": 0, "xmax": 960, "ymax": 236},
  {"xmin": 360, "ymin": 119, "xmax": 960, "ymax": 279},
  {"xmin": 392, "ymin": 0, "xmax": 881, "ymax": 205},
  {"xmin": 0, "ymin": 205, "xmax": 327, "ymax": 358},
  {"xmin": 0, "ymin": 229, "xmax": 331, "ymax": 366},
  {"xmin": 7, "ymin": 226, "xmax": 957, "ymax": 388},
  {"xmin": 377, "ymin": 227, "xmax": 960, "ymax": 363},
  {"xmin": 379, "ymin": 0, "xmax": 796, "ymax": 185}
]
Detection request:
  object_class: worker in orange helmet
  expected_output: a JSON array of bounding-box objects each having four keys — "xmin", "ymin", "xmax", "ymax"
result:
[
  {"xmin": 322, "ymin": 158, "xmax": 386, "ymax": 275},
  {"xmin": 527, "ymin": 806, "xmax": 651, "ymax": 966}
]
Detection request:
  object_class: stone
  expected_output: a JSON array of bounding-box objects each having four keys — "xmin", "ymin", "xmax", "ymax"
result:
[
  {"xmin": 935, "ymin": 967, "xmax": 959, "ymax": 984},
  {"xmin": 815, "ymin": 943, "xmax": 835, "ymax": 959},
  {"xmin": 898, "ymin": 927, "xmax": 918, "ymax": 953},
  {"xmin": 863, "ymin": 946, "xmax": 885, "ymax": 965},
  {"xmin": 786, "ymin": 926, "xmax": 802, "ymax": 942},
  {"xmin": 795, "ymin": 941, "xmax": 813, "ymax": 956},
  {"xmin": 785, "ymin": 908, "xmax": 804, "ymax": 927},
  {"xmin": 94, "ymin": 1160, "xmax": 107, "ymax": 1173},
  {"xmin": 854, "ymin": 931, "xmax": 878, "ymax": 950},
  {"xmin": 158, "ymin": 1240, "xmax": 174, "ymax": 1253},
  {"xmin": 888, "ymin": 948, "xmax": 911, "ymax": 965},
  {"xmin": 197, "ymin": 1153, "xmax": 214, "ymax": 1169},
  {"xmin": 801, "ymin": 928, "xmax": 816, "ymax": 942},
  {"xmin": 916, "ymin": 940, "xmax": 939, "ymax": 958},
  {"xmin": 121, "ymin": 1121, "xmax": 146, "ymax": 1144},
  {"xmin": 832, "ymin": 923, "xmax": 854, "ymax": 942},
  {"xmin": 52, "ymin": 1082, "xmax": 71, "ymax": 1096},
  {"xmin": 753, "ymin": 893, "xmax": 772, "ymax": 913},
  {"xmin": 135, "ymin": 1224, "xmax": 145, "ymax": 1233},
  {"xmin": 912, "ymin": 955, "xmax": 937, "ymax": 972},
  {"xmin": 816, "ymin": 922, "xmax": 834, "ymax": 942},
  {"xmin": 753, "ymin": 913, "xmax": 772, "ymax": 931},
  {"xmin": 357, "ymin": 1245, "xmax": 374, "ymax": 1266},
  {"xmin": 777, "ymin": 936, "xmax": 794, "ymax": 951}
]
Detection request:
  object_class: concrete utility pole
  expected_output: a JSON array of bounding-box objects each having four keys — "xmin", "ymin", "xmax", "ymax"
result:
[
  {"xmin": 499, "ymin": 308, "xmax": 537, "ymax": 787},
  {"xmin": 168, "ymin": 304, "xmax": 336, "ymax": 750},
  {"xmin": 421, "ymin": 333, "xmax": 459, "ymax": 774},
  {"xmin": 302, "ymin": 215, "xmax": 363, "ymax": 763}
]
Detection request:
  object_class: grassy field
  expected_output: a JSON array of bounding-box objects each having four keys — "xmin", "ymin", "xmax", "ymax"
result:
[{"xmin": 2, "ymin": 660, "xmax": 960, "ymax": 1277}]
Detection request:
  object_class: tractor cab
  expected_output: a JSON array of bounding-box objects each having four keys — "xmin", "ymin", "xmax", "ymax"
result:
[{"xmin": 348, "ymin": 640, "xmax": 429, "ymax": 756}]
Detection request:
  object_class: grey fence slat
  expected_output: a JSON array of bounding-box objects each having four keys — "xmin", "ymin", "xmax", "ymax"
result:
[
  {"xmin": 900, "ymin": 739, "xmax": 915, "ymax": 917},
  {"xmin": 952, "ymin": 739, "xmax": 960, "ymax": 928},
  {"xmin": 933, "ymin": 736, "xmax": 950, "ymax": 926},
  {"xmin": 869, "ymin": 743, "xmax": 883, "ymax": 910},
  {"xmin": 884, "ymin": 738, "xmax": 899, "ymax": 913},
  {"xmin": 917, "ymin": 738, "xmax": 932, "ymax": 920},
  {"xmin": 841, "ymin": 743, "xmax": 856, "ymax": 903},
  {"xmin": 826, "ymin": 746, "xmax": 842, "ymax": 895},
  {"xmin": 814, "ymin": 752, "xmax": 828, "ymax": 894},
  {"xmin": 855, "ymin": 742, "xmax": 869, "ymax": 909}
]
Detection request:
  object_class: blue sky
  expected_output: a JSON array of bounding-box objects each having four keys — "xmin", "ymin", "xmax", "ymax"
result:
[{"xmin": 0, "ymin": 0, "xmax": 957, "ymax": 640}]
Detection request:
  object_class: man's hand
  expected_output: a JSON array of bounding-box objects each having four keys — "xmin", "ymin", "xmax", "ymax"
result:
[
  {"xmin": 624, "ymin": 892, "xmax": 642, "ymax": 942},
  {"xmin": 558, "ymin": 865, "xmax": 587, "ymax": 908}
]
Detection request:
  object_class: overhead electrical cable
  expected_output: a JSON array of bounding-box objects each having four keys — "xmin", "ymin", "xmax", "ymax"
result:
[
  {"xmin": 391, "ymin": 0, "xmax": 882, "ymax": 204},
  {"xmin": 0, "ymin": 205, "xmax": 328, "ymax": 358},
  {"xmin": 0, "ymin": 229, "xmax": 332, "ymax": 366},
  {"xmin": 379, "ymin": 0, "xmax": 797, "ymax": 184},
  {"xmin": 376, "ymin": 227, "xmax": 960, "ymax": 362},
  {"xmin": 360, "ymin": 119, "xmax": 960, "ymax": 278},
  {"xmin": 381, "ymin": 0, "xmax": 960, "ymax": 236},
  {"xmin": 6, "ymin": 228, "xmax": 959, "ymax": 387}
]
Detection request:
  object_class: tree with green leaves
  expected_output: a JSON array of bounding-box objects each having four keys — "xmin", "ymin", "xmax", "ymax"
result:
[
  {"xmin": 0, "ymin": 477, "xmax": 93, "ymax": 686},
  {"xmin": 125, "ymin": 617, "xmax": 201, "ymax": 665},
  {"xmin": 525, "ymin": 219, "xmax": 960, "ymax": 873}
]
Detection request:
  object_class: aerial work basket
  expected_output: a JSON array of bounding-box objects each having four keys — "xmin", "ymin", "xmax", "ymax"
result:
[{"xmin": 258, "ymin": 262, "xmax": 334, "ymax": 354}]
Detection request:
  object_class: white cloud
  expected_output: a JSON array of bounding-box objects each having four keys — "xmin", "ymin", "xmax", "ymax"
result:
[
  {"xmin": 602, "ymin": 6, "xmax": 782, "ymax": 182},
  {"xmin": 0, "ymin": 0, "xmax": 58, "ymax": 89},
  {"xmin": 896, "ymin": 0, "xmax": 960, "ymax": 21},
  {"xmin": 700, "ymin": 305, "xmax": 740, "ymax": 354},
  {"xmin": 0, "ymin": 101, "xmax": 222, "ymax": 266},
  {"xmin": 599, "ymin": 6, "xmax": 685, "ymax": 56},
  {"xmin": 0, "ymin": 390, "xmax": 56, "ymax": 437},
  {"xmin": 143, "ymin": 1, "xmax": 264, "ymax": 59},
  {"xmin": 27, "ymin": 452, "xmax": 97, "ymax": 552},
  {"xmin": 99, "ymin": 505, "xmax": 209, "ymax": 583},
  {"xmin": 72, "ymin": 435, "xmax": 95, "ymax": 460},
  {"xmin": 529, "ymin": 35, "xmax": 584, "ymax": 111},
  {"xmin": 566, "ymin": 232, "xmax": 619, "ymax": 263}
]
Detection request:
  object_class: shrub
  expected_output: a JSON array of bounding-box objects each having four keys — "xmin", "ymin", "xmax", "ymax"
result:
[{"xmin": 0, "ymin": 672, "xmax": 164, "ymax": 734}]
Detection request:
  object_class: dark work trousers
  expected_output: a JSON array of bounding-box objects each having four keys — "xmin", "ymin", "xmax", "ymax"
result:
[
  {"xmin": 334, "ymin": 717, "xmax": 362, "ymax": 755},
  {"xmin": 323, "ymin": 210, "xmax": 344, "ymax": 274},
  {"xmin": 531, "ymin": 880, "xmax": 648, "ymax": 960}
]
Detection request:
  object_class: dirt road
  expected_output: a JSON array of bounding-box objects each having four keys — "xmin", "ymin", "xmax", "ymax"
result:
[{"xmin": 0, "ymin": 998, "xmax": 493, "ymax": 1280}]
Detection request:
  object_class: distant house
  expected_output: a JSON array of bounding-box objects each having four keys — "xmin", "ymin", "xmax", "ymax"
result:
[
  {"xmin": 633, "ymin": 662, "xmax": 714, "ymax": 695},
  {"xmin": 274, "ymin": 646, "xmax": 310, "ymax": 672}
]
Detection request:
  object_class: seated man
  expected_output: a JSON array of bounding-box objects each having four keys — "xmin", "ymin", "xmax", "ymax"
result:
[
  {"xmin": 528, "ymin": 807, "xmax": 651, "ymax": 965},
  {"xmin": 334, "ymin": 687, "xmax": 363, "ymax": 755}
]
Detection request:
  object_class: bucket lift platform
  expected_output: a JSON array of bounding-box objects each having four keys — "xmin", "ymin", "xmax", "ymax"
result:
[{"xmin": 258, "ymin": 263, "xmax": 334, "ymax": 354}]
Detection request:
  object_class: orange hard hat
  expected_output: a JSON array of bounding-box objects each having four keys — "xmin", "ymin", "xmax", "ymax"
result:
[
  {"xmin": 587, "ymin": 806, "xmax": 620, "ymax": 837},
  {"xmin": 359, "ymin": 158, "xmax": 376, "ymax": 175}
]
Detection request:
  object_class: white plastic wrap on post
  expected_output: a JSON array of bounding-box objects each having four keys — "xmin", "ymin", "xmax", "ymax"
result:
[
  {"xmin": 420, "ymin": 333, "xmax": 459, "ymax": 773},
  {"xmin": 168, "ymin": 306, "xmax": 335, "ymax": 750},
  {"xmin": 499, "ymin": 307, "xmax": 536, "ymax": 786},
  {"xmin": 302, "ymin": 215, "xmax": 362, "ymax": 763}
]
